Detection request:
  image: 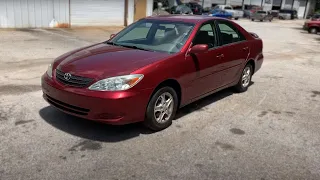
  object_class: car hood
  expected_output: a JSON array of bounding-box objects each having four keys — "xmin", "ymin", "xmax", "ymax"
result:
[{"xmin": 55, "ymin": 43, "xmax": 171, "ymax": 79}]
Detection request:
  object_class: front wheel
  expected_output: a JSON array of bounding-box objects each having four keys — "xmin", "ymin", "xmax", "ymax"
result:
[
  {"xmin": 234, "ymin": 64, "xmax": 253, "ymax": 93},
  {"xmin": 144, "ymin": 87, "xmax": 178, "ymax": 131},
  {"xmin": 235, "ymin": 17, "xmax": 239, "ymax": 20},
  {"xmin": 251, "ymin": 18, "xmax": 254, "ymax": 21}
]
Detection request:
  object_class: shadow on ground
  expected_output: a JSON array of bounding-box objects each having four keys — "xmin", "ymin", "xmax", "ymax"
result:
[
  {"xmin": 176, "ymin": 82, "xmax": 254, "ymax": 119},
  {"xmin": 291, "ymin": 27, "xmax": 304, "ymax": 30},
  {"xmin": 39, "ymin": 82, "xmax": 253, "ymax": 142},
  {"xmin": 39, "ymin": 107, "xmax": 151, "ymax": 143}
]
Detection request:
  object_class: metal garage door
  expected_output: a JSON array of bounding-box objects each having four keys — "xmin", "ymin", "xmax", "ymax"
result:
[
  {"xmin": 70, "ymin": 0, "xmax": 125, "ymax": 26},
  {"xmin": 0, "ymin": 0, "xmax": 69, "ymax": 28}
]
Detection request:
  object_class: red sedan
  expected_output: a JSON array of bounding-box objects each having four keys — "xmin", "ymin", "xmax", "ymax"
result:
[{"xmin": 42, "ymin": 15, "xmax": 263, "ymax": 131}]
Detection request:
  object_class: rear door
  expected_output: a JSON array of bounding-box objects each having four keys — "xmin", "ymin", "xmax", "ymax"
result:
[{"xmin": 214, "ymin": 20, "xmax": 250, "ymax": 86}]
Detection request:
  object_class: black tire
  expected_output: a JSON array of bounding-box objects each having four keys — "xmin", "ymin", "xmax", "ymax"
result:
[
  {"xmin": 308, "ymin": 27, "xmax": 318, "ymax": 34},
  {"xmin": 260, "ymin": 19, "xmax": 263, "ymax": 22},
  {"xmin": 251, "ymin": 19, "xmax": 254, "ymax": 21},
  {"xmin": 144, "ymin": 87, "xmax": 178, "ymax": 131},
  {"xmin": 235, "ymin": 17, "xmax": 239, "ymax": 20},
  {"xmin": 234, "ymin": 64, "xmax": 253, "ymax": 93}
]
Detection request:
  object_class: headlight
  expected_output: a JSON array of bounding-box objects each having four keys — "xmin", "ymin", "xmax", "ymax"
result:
[
  {"xmin": 88, "ymin": 74, "xmax": 144, "ymax": 91},
  {"xmin": 46, "ymin": 63, "xmax": 53, "ymax": 78}
]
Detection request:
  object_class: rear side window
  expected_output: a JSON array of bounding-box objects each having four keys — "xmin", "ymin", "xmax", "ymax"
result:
[{"xmin": 216, "ymin": 21, "xmax": 246, "ymax": 45}]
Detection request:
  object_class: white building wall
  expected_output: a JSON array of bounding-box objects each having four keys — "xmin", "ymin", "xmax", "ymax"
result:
[
  {"xmin": 128, "ymin": 0, "xmax": 135, "ymax": 25},
  {"xmin": 70, "ymin": 0, "xmax": 125, "ymax": 26},
  {"xmin": 298, "ymin": 0, "xmax": 307, "ymax": 18},
  {"xmin": 146, "ymin": 0, "xmax": 154, "ymax": 16},
  {"xmin": 0, "ymin": 0, "xmax": 69, "ymax": 28}
]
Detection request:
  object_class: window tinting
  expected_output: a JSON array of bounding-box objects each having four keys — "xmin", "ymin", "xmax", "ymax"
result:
[
  {"xmin": 217, "ymin": 21, "xmax": 246, "ymax": 45},
  {"xmin": 193, "ymin": 23, "xmax": 216, "ymax": 48}
]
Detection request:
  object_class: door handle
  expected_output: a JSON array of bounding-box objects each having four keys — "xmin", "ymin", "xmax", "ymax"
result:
[
  {"xmin": 216, "ymin": 54, "xmax": 224, "ymax": 58},
  {"xmin": 243, "ymin": 47, "xmax": 249, "ymax": 51}
]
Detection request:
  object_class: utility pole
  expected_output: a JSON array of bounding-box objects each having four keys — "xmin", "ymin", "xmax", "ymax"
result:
[{"xmin": 202, "ymin": 0, "xmax": 205, "ymax": 7}]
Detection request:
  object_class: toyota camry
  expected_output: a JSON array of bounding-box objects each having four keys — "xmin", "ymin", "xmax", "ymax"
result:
[{"xmin": 41, "ymin": 15, "xmax": 263, "ymax": 131}]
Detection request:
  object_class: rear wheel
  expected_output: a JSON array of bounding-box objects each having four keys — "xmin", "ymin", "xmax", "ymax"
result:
[
  {"xmin": 235, "ymin": 17, "xmax": 239, "ymax": 20},
  {"xmin": 251, "ymin": 18, "xmax": 254, "ymax": 21},
  {"xmin": 144, "ymin": 87, "xmax": 178, "ymax": 131},
  {"xmin": 308, "ymin": 27, "xmax": 318, "ymax": 34},
  {"xmin": 234, "ymin": 64, "xmax": 253, "ymax": 93}
]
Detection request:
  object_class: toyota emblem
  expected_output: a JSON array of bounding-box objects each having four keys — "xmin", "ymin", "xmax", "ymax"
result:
[{"xmin": 64, "ymin": 73, "xmax": 72, "ymax": 81}]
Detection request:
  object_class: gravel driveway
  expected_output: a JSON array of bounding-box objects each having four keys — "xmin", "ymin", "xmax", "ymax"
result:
[{"xmin": 0, "ymin": 20, "xmax": 320, "ymax": 180}]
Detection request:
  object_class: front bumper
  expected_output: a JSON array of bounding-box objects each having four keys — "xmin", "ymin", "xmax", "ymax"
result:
[{"xmin": 41, "ymin": 74, "xmax": 153, "ymax": 125}]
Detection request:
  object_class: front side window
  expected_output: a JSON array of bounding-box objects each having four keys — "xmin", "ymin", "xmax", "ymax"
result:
[
  {"xmin": 193, "ymin": 23, "xmax": 217, "ymax": 48},
  {"xmin": 216, "ymin": 21, "xmax": 246, "ymax": 45},
  {"xmin": 109, "ymin": 20, "xmax": 194, "ymax": 53}
]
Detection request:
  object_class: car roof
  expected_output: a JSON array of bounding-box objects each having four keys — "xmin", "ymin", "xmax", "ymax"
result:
[{"xmin": 144, "ymin": 15, "xmax": 225, "ymax": 24}]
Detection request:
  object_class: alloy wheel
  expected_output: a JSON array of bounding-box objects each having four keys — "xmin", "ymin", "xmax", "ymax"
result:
[
  {"xmin": 241, "ymin": 66, "xmax": 251, "ymax": 87},
  {"xmin": 154, "ymin": 92, "xmax": 174, "ymax": 123}
]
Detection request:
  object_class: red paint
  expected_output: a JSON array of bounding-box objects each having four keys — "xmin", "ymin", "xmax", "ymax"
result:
[
  {"xmin": 188, "ymin": 44, "xmax": 208, "ymax": 54},
  {"xmin": 41, "ymin": 15, "xmax": 263, "ymax": 125},
  {"xmin": 303, "ymin": 19, "xmax": 320, "ymax": 31}
]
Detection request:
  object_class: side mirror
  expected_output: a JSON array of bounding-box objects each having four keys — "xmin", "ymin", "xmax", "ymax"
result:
[
  {"xmin": 189, "ymin": 44, "xmax": 209, "ymax": 54},
  {"xmin": 110, "ymin": 34, "xmax": 116, "ymax": 39}
]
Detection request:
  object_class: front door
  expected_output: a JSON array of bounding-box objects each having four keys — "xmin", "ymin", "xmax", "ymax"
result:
[
  {"xmin": 185, "ymin": 22, "xmax": 227, "ymax": 100},
  {"xmin": 134, "ymin": 0, "xmax": 147, "ymax": 22}
]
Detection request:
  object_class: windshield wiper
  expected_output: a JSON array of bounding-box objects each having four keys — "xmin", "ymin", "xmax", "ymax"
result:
[
  {"xmin": 117, "ymin": 44, "xmax": 154, "ymax": 52},
  {"xmin": 105, "ymin": 41, "xmax": 118, "ymax": 46},
  {"xmin": 105, "ymin": 42, "xmax": 153, "ymax": 52}
]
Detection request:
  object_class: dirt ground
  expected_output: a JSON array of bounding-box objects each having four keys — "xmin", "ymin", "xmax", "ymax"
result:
[{"xmin": 0, "ymin": 19, "xmax": 320, "ymax": 180}]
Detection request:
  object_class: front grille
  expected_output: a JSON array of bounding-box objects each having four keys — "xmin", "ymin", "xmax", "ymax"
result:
[
  {"xmin": 46, "ymin": 94, "xmax": 90, "ymax": 116},
  {"xmin": 56, "ymin": 69, "xmax": 93, "ymax": 87}
]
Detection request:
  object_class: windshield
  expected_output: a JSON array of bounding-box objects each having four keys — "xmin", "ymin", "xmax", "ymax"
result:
[{"xmin": 108, "ymin": 20, "xmax": 195, "ymax": 54}]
